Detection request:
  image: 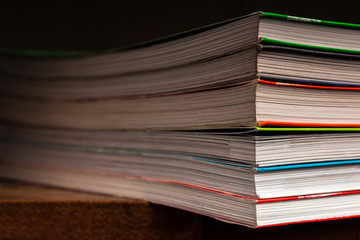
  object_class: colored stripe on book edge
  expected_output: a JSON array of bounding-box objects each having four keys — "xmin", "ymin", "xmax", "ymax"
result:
[
  {"xmin": 256, "ymin": 159, "xmax": 360, "ymax": 172},
  {"xmin": 261, "ymin": 12, "xmax": 360, "ymax": 29},
  {"xmin": 257, "ymin": 121, "xmax": 360, "ymax": 128},
  {"xmin": 259, "ymin": 79, "xmax": 360, "ymax": 91},
  {"xmin": 257, "ymin": 190, "xmax": 360, "ymax": 203},
  {"xmin": 256, "ymin": 127, "xmax": 360, "ymax": 132},
  {"xmin": 258, "ymin": 214, "xmax": 360, "ymax": 228}
]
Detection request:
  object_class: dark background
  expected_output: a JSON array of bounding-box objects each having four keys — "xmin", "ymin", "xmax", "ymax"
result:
[{"xmin": 1, "ymin": 2, "xmax": 360, "ymax": 51}]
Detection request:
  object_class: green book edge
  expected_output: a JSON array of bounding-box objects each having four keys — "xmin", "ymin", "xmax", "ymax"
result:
[{"xmin": 261, "ymin": 12, "xmax": 360, "ymax": 29}]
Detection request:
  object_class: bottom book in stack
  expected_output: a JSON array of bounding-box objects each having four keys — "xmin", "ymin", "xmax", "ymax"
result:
[{"xmin": 1, "ymin": 124, "xmax": 360, "ymax": 228}]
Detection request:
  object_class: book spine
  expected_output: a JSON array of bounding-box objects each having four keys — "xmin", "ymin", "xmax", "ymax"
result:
[
  {"xmin": 259, "ymin": 75, "xmax": 360, "ymax": 88},
  {"xmin": 256, "ymin": 159, "xmax": 360, "ymax": 172},
  {"xmin": 258, "ymin": 214, "xmax": 360, "ymax": 228},
  {"xmin": 256, "ymin": 190, "xmax": 360, "ymax": 203},
  {"xmin": 256, "ymin": 126, "xmax": 360, "ymax": 132},
  {"xmin": 261, "ymin": 12, "xmax": 360, "ymax": 29},
  {"xmin": 261, "ymin": 37, "xmax": 360, "ymax": 55},
  {"xmin": 260, "ymin": 44, "xmax": 360, "ymax": 60},
  {"xmin": 257, "ymin": 121, "xmax": 360, "ymax": 128},
  {"xmin": 258, "ymin": 79, "xmax": 360, "ymax": 91}
]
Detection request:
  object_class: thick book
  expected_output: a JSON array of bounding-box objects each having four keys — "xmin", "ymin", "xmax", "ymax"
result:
[
  {"xmin": 0, "ymin": 12, "xmax": 360, "ymax": 129},
  {"xmin": 1, "ymin": 124, "xmax": 360, "ymax": 198},
  {"xmin": 1, "ymin": 161, "xmax": 360, "ymax": 228}
]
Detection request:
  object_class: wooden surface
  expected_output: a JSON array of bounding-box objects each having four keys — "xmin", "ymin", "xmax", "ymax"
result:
[
  {"xmin": 0, "ymin": 179, "xmax": 201, "ymax": 240},
  {"xmin": 1, "ymin": 179, "xmax": 360, "ymax": 240}
]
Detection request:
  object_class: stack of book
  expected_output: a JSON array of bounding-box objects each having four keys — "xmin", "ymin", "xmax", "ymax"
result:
[{"xmin": 1, "ymin": 12, "xmax": 360, "ymax": 228}]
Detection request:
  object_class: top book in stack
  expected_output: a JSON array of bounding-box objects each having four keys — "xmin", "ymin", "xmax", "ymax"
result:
[{"xmin": 1, "ymin": 12, "xmax": 360, "ymax": 130}]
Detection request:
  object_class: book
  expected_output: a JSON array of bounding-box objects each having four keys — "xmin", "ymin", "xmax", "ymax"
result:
[
  {"xmin": 0, "ymin": 12, "xmax": 360, "ymax": 130},
  {"xmin": 1, "ymin": 160, "xmax": 360, "ymax": 228}
]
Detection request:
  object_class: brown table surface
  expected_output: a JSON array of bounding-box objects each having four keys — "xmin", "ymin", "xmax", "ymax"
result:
[{"xmin": 1, "ymin": 178, "xmax": 360, "ymax": 240}]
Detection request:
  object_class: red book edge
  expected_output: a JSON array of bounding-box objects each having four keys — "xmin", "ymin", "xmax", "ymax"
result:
[
  {"xmin": 212, "ymin": 214, "xmax": 360, "ymax": 228},
  {"xmin": 258, "ymin": 214, "xmax": 360, "ymax": 228},
  {"xmin": 256, "ymin": 190, "xmax": 360, "ymax": 203},
  {"xmin": 258, "ymin": 79, "xmax": 360, "ymax": 91},
  {"xmin": 257, "ymin": 121, "xmax": 360, "ymax": 128}
]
